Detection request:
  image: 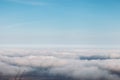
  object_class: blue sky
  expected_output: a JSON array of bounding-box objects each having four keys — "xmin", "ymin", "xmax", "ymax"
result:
[{"xmin": 0, "ymin": 0, "xmax": 120, "ymax": 47}]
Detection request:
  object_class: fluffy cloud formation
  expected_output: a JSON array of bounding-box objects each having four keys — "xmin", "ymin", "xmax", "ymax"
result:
[{"xmin": 0, "ymin": 48, "xmax": 120, "ymax": 80}]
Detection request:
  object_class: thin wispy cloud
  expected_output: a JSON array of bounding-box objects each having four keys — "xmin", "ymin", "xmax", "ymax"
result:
[{"xmin": 6, "ymin": 0, "xmax": 48, "ymax": 6}]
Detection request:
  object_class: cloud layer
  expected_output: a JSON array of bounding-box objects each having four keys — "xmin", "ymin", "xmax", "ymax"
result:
[{"xmin": 0, "ymin": 48, "xmax": 120, "ymax": 80}]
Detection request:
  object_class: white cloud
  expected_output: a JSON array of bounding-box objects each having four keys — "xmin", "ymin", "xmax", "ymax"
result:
[{"xmin": 0, "ymin": 48, "xmax": 120, "ymax": 80}]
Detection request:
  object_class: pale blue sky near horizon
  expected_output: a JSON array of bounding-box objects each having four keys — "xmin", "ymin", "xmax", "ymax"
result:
[{"xmin": 0, "ymin": 0, "xmax": 120, "ymax": 47}]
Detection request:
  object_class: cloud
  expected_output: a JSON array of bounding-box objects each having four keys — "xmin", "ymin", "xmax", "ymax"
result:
[
  {"xmin": 0, "ymin": 48, "xmax": 120, "ymax": 80},
  {"xmin": 6, "ymin": 0, "xmax": 47, "ymax": 6}
]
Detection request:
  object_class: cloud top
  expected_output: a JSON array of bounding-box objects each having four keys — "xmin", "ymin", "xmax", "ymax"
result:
[{"xmin": 0, "ymin": 48, "xmax": 120, "ymax": 80}]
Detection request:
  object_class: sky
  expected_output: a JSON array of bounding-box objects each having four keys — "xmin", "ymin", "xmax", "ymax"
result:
[{"xmin": 0, "ymin": 0, "xmax": 120, "ymax": 47}]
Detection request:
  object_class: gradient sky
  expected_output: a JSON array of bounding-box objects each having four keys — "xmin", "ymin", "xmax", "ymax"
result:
[{"xmin": 0, "ymin": 0, "xmax": 120, "ymax": 47}]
